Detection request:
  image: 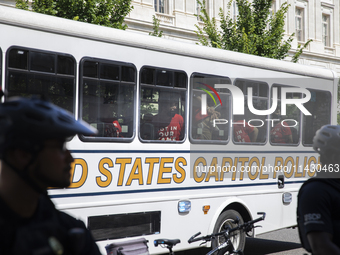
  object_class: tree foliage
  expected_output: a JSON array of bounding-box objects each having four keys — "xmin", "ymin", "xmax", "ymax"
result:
[
  {"xmin": 16, "ymin": 0, "xmax": 133, "ymax": 30},
  {"xmin": 196, "ymin": 0, "xmax": 311, "ymax": 62},
  {"xmin": 149, "ymin": 15, "xmax": 163, "ymax": 37}
]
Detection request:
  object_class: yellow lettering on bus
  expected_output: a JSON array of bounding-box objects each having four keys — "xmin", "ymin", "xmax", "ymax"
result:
[
  {"xmin": 193, "ymin": 157, "xmax": 206, "ymax": 183},
  {"xmin": 116, "ymin": 158, "xmax": 132, "ymax": 186},
  {"xmin": 238, "ymin": 157, "xmax": 249, "ymax": 180},
  {"xmin": 173, "ymin": 157, "xmax": 186, "ymax": 183},
  {"xmin": 283, "ymin": 156, "xmax": 294, "ymax": 178},
  {"xmin": 259, "ymin": 157, "xmax": 268, "ymax": 179},
  {"xmin": 273, "ymin": 157, "xmax": 284, "ymax": 179},
  {"xmin": 69, "ymin": 158, "xmax": 88, "ymax": 188},
  {"xmin": 205, "ymin": 157, "xmax": 219, "ymax": 182},
  {"xmin": 231, "ymin": 157, "xmax": 238, "ymax": 181},
  {"xmin": 247, "ymin": 157, "xmax": 260, "ymax": 180},
  {"xmin": 294, "ymin": 157, "xmax": 303, "ymax": 178},
  {"xmin": 220, "ymin": 157, "xmax": 233, "ymax": 181},
  {"xmin": 96, "ymin": 158, "xmax": 113, "ymax": 187},
  {"xmin": 157, "ymin": 158, "xmax": 173, "ymax": 184},
  {"xmin": 145, "ymin": 158, "xmax": 160, "ymax": 185},
  {"xmin": 126, "ymin": 158, "xmax": 143, "ymax": 186}
]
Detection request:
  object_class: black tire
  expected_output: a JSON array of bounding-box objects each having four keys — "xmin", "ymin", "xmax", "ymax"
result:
[{"xmin": 211, "ymin": 210, "xmax": 246, "ymax": 254}]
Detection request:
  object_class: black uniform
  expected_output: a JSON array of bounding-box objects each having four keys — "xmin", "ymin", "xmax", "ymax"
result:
[
  {"xmin": 297, "ymin": 178, "xmax": 340, "ymax": 252},
  {"xmin": 0, "ymin": 194, "xmax": 102, "ymax": 255}
]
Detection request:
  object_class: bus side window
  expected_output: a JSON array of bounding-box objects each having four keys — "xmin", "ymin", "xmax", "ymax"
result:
[
  {"xmin": 6, "ymin": 47, "xmax": 75, "ymax": 113},
  {"xmin": 233, "ymin": 79, "xmax": 268, "ymax": 145},
  {"xmin": 139, "ymin": 67, "xmax": 187, "ymax": 142},
  {"xmin": 190, "ymin": 74, "xmax": 230, "ymax": 144},
  {"xmin": 80, "ymin": 58, "xmax": 136, "ymax": 141},
  {"xmin": 302, "ymin": 89, "xmax": 331, "ymax": 145},
  {"xmin": 270, "ymin": 84, "xmax": 301, "ymax": 146}
]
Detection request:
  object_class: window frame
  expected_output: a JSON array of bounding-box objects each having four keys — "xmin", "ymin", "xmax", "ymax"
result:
[
  {"xmin": 232, "ymin": 0, "xmax": 239, "ymax": 21},
  {"xmin": 5, "ymin": 46, "xmax": 76, "ymax": 113},
  {"xmin": 302, "ymin": 88, "xmax": 332, "ymax": 146},
  {"xmin": 78, "ymin": 57, "xmax": 137, "ymax": 143},
  {"xmin": 269, "ymin": 84, "xmax": 302, "ymax": 147},
  {"xmin": 154, "ymin": 0, "xmax": 169, "ymax": 14},
  {"xmin": 295, "ymin": 7, "xmax": 305, "ymax": 42},
  {"xmin": 189, "ymin": 73, "xmax": 232, "ymax": 145},
  {"xmin": 322, "ymin": 13, "xmax": 331, "ymax": 47},
  {"xmin": 139, "ymin": 65, "xmax": 187, "ymax": 143},
  {"xmin": 232, "ymin": 78, "xmax": 269, "ymax": 146}
]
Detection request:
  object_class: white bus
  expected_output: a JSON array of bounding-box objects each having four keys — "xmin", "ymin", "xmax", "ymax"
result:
[{"xmin": 0, "ymin": 6, "xmax": 338, "ymax": 254}]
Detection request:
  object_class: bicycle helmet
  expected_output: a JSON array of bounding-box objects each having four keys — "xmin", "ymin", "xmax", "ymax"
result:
[
  {"xmin": 0, "ymin": 96, "xmax": 97, "ymax": 194},
  {"xmin": 0, "ymin": 96, "xmax": 97, "ymax": 158},
  {"xmin": 313, "ymin": 125, "xmax": 340, "ymax": 164}
]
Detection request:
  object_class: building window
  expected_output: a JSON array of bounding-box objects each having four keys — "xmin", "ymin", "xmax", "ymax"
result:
[
  {"xmin": 322, "ymin": 14, "xmax": 330, "ymax": 47},
  {"xmin": 196, "ymin": 1, "xmax": 208, "ymax": 21},
  {"xmin": 268, "ymin": 1, "xmax": 276, "ymax": 29},
  {"xmin": 271, "ymin": 0, "xmax": 276, "ymax": 14},
  {"xmin": 154, "ymin": 0, "xmax": 168, "ymax": 14},
  {"xmin": 232, "ymin": 0, "xmax": 238, "ymax": 21},
  {"xmin": 295, "ymin": 7, "xmax": 304, "ymax": 42}
]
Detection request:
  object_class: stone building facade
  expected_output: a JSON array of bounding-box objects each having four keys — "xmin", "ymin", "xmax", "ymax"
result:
[{"xmin": 126, "ymin": 0, "xmax": 340, "ymax": 75}]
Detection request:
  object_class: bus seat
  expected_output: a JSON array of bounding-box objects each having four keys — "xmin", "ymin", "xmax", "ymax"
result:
[{"xmin": 141, "ymin": 123, "xmax": 155, "ymax": 140}]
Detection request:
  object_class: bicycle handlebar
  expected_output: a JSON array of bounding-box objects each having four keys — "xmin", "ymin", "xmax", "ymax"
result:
[{"xmin": 188, "ymin": 212, "xmax": 266, "ymax": 244}]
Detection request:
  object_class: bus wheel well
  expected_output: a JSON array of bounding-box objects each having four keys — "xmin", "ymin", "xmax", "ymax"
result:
[{"xmin": 223, "ymin": 202, "xmax": 251, "ymax": 223}]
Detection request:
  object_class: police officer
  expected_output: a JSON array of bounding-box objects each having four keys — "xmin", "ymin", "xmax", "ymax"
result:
[
  {"xmin": 0, "ymin": 96, "xmax": 101, "ymax": 255},
  {"xmin": 297, "ymin": 125, "xmax": 340, "ymax": 255}
]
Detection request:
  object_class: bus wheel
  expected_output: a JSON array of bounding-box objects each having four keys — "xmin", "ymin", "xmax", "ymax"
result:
[{"xmin": 212, "ymin": 210, "xmax": 246, "ymax": 253}]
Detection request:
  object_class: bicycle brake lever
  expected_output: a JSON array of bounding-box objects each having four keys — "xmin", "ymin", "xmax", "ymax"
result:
[
  {"xmin": 199, "ymin": 241, "xmax": 208, "ymax": 246},
  {"xmin": 245, "ymin": 225, "xmax": 262, "ymax": 237}
]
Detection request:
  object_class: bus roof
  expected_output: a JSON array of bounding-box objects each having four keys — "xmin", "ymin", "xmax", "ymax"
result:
[{"xmin": 0, "ymin": 5, "xmax": 336, "ymax": 80}]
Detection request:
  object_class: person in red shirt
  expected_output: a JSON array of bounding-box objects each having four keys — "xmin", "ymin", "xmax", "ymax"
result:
[
  {"xmin": 154, "ymin": 101, "xmax": 184, "ymax": 141},
  {"xmin": 233, "ymin": 116, "xmax": 258, "ymax": 143},
  {"xmin": 270, "ymin": 109, "xmax": 293, "ymax": 144},
  {"xmin": 103, "ymin": 119, "xmax": 122, "ymax": 137},
  {"xmin": 194, "ymin": 98, "xmax": 221, "ymax": 140}
]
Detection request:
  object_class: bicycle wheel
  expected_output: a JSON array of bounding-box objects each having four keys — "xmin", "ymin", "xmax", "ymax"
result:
[{"xmin": 212, "ymin": 210, "xmax": 246, "ymax": 255}]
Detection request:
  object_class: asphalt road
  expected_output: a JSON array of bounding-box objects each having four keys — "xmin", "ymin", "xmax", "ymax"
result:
[{"xmin": 176, "ymin": 228, "xmax": 311, "ymax": 255}]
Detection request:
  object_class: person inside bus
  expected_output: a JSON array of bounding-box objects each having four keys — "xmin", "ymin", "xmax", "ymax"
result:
[
  {"xmin": 100, "ymin": 101, "xmax": 122, "ymax": 137},
  {"xmin": 297, "ymin": 125, "xmax": 340, "ymax": 255},
  {"xmin": 270, "ymin": 108, "xmax": 293, "ymax": 144},
  {"xmin": 193, "ymin": 96, "xmax": 221, "ymax": 140},
  {"xmin": 153, "ymin": 100, "xmax": 184, "ymax": 141},
  {"xmin": 233, "ymin": 115, "xmax": 258, "ymax": 143},
  {"xmin": 0, "ymin": 96, "xmax": 102, "ymax": 255}
]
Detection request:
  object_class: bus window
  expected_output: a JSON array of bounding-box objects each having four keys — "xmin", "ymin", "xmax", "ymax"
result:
[
  {"xmin": 80, "ymin": 58, "xmax": 136, "ymax": 141},
  {"xmin": 302, "ymin": 89, "xmax": 331, "ymax": 145},
  {"xmin": 190, "ymin": 74, "xmax": 230, "ymax": 143},
  {"xmin": 270, "ymin": 84, "xmax": 301, "ymax": 145},
  {"xmin": 233, "ymin": 79, "xmax": 268, "ymax": 144},
  {"xmin": 6, "ymin": 47, "xmax": 75, "ymax": 113},
  {"xmin": 140, "ymin": 67, "xmax": 187, "ymax": 142},
  {"xmin": 30, "ymin": 51, "xmax": 55, "ymax": 73}
]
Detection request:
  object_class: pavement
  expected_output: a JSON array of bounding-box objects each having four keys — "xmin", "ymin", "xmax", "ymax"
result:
[{"xmin": 175, "ymin": 227, "xmax": 311, "ymax": 255}]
